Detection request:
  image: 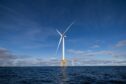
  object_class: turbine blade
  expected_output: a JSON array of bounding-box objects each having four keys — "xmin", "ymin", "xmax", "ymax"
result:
[
  {"xmin": 56, "ymin": 29, "xmax": 62, "ymax": 36},
  {"xmin": 63, "ymin": 21, "xmax": 75, "ymax": 34},
  {"xmin": 56, "ymin": 37, "xmax": 62, "ymax": 54}
]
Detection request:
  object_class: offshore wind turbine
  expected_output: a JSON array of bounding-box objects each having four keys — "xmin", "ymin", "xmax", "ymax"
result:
[{"xmin": 56, "ymin": 22, "xmax": 75, "ymax": 66}]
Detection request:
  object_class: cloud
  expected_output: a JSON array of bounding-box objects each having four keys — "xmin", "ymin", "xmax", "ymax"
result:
[
  {"xmin": 0, "ymin": 47, "xmax": 60, "ymax": 66},
  {"xmin": 1, "ymin": 47, "xmax": 126, "ymax": 66},
  {"xmin": 91, "ymin": 45, "xmax": 100, "ymax": 48},
  {"xmin": 0, "ymin": 48, "xmax": 15, "ymax": 66},
  {"xmin": 67, "ymin": 49, "xmax": 126, "ymax": 60},
  {"xmin": 0, "ymin": 48, "xmax": 16, "ymax": 59},
  {"xmin": 77, "ymin": 59, "xmax": 126, "ymax": 66},
  {"xmin": 67, "ymin": 49, "xmax": 126, "ymax": 66},
  {"xmin": 115, "ymin": 40, "xmax": 126, "ymax": 47},
  {"xmin": 67, "ymin": 49, "xmax": 113, "ymax": 57},
  {"xmin": 13, "ymin": 58, "xmax": 60, "ymax": 66},
  {"xmin": 90, "ymin": 40, "xmax": 105, "ymax": 48}
]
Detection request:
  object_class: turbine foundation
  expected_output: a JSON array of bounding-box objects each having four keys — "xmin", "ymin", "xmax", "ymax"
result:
[{"xmin": 61, "ymin": 59, "xmax": 67, "ymax": 67}]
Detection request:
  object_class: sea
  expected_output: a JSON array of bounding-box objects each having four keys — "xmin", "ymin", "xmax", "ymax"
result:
[{"xmin": 0, "ymin": 66, "xmax": 126, "ymax": 84}]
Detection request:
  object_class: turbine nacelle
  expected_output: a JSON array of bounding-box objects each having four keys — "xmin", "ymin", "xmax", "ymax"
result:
[{"xmin": 56, "ymin": 29, "xmax": 67, "ymax": 38}]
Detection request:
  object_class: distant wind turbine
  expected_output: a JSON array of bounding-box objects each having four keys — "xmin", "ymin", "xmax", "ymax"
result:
[{"xmin": 56, "ymin": 21, "xmax": 75, "ymax": 66}]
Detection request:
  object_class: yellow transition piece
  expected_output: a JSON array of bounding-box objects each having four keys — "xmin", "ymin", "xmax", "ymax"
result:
[{"xmin": 61, "ymin": 59, "xmax": 67, "ymax": 67}]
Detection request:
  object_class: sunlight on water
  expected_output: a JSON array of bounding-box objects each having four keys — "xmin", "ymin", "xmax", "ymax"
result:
[{"xmin": 60, "ymin": 67, "xmax": 68, "ymax": 84}]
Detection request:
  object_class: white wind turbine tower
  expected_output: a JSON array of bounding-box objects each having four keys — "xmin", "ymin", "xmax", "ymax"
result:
[{"xmin": 56, "ymin": 22, "xmax": 75, "ymax": 66}]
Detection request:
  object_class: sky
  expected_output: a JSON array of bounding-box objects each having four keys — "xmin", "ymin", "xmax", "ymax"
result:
[{"xmin": 0, "ymin": 0, "xmax": 126, "ymax": 66}]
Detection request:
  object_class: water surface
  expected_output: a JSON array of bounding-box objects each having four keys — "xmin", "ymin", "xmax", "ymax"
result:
[{"xmin": 0, "ymin": 66, "xmax": 126, "ymax": 84}]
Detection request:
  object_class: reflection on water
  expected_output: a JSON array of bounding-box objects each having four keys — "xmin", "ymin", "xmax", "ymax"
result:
[
  {"xmin": 0, "ymin": 66, "xmax": 126, "ymax": 84},
  {"xmin": 60, "ymin": 67, "xmax": 68, "ymax": 84}
]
